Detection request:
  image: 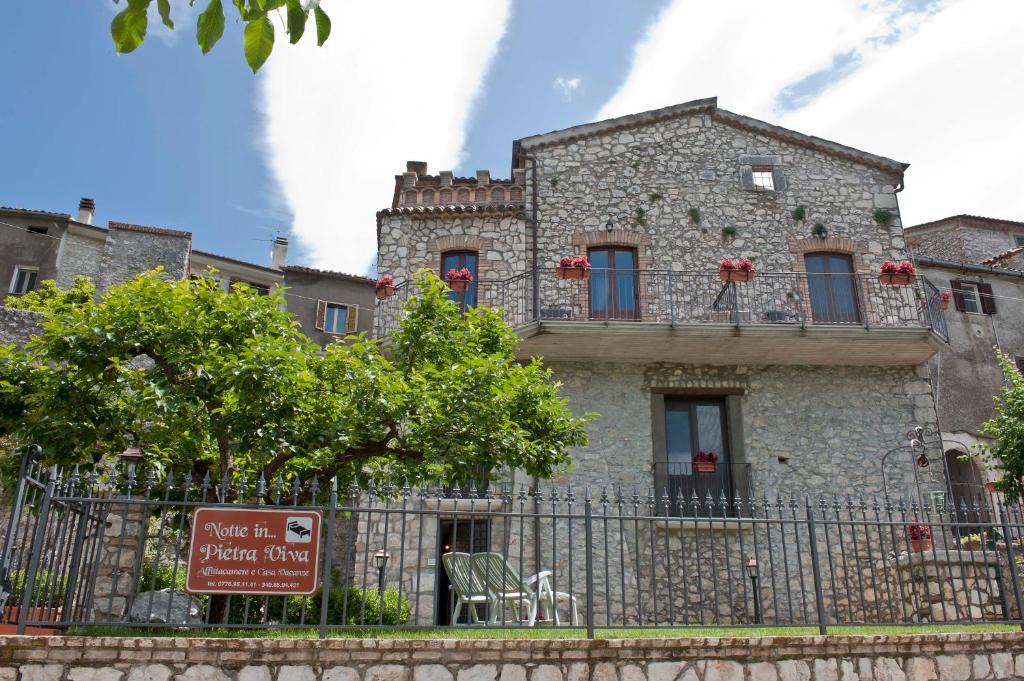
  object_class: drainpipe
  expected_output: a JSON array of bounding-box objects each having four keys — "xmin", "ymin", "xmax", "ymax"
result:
[{"xmin": 526, "ymin": 154, "xmax": 540, "ymax": 321}]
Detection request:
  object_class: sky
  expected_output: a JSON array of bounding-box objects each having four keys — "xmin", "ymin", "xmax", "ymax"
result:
[{"xmin": 2, "ymin": 0, "xmax": 1023, "ymax": 275}]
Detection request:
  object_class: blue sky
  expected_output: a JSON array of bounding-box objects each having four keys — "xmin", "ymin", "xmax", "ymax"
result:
[{"xmin": 3, "ymin": 1, "xmax": 1023, "ymax": 274}]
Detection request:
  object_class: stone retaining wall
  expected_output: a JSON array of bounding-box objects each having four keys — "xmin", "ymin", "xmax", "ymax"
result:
[{"xmin": 3, "ymin": 633, "xmax": 1024, "ymax": 681}]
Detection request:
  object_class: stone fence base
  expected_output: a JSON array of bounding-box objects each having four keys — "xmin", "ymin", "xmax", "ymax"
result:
[{"xmin": 3, "ymin": 633, "xmax": 1024, "ymax": 681}]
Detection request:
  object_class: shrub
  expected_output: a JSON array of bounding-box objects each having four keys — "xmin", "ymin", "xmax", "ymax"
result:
[
  {"xmin": 792, "ymin": 206, "xmax": 807, "ymax": 222},
  {"xmin": 286, "ymin": 586, "xmax": 411, "ymax": 626}
]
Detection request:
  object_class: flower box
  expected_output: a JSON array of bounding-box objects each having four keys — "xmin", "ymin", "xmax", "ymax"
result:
[
  {"xmin": 446, "ymin": 267, "xmax": 474, "ymax": 293},
  {"xmin": 375, "ymin": 285, "xmax": 396, "ymax": 300},
  {"xmin": 879, "ymin": 272, "xmax": 915, "ymax": 286},
  {"xmin": 556, "ymin": 266, "xmax": 590, "ymax": 281},
  {"xmin": 718, "ymin": 258, "xmax": 754, "ymax": 283},
  {"xmin": 449, "ymin": 280, "xmax": 470, "ymax": 293},
  {"xmin": 693, "ymin": 461, "xmax": 716, "ymax": 474},
  {"xmin": 909, "ymin": 538, "xmax": 933, "ymax": 553},
  {"xmin": 2, "ymin": 606, "xmax": 62, "ymax": 623}
]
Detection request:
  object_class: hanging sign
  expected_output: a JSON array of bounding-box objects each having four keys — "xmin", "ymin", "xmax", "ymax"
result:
[{"xmin": 185, "ymin": 507, "xmax": 322, "ymax": 595}]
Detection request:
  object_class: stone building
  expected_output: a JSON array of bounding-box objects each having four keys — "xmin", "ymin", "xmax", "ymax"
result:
[
  {"xmin": 905, "ymin": 215, "xmax": 1024, "ymax": 507},
  {"xmin": 0, "ymin": 200, "xmax": 374, "ymax": 345},
  {"xmin": 370, "ymin": 97, "xmax": 956, "ymax": 625}
]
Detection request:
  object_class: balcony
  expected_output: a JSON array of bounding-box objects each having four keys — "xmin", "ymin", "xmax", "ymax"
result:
[
  {"xmin": 652, "ymin": 461, "xmax": 754, "ymax": 518},
  {"xmin": 375, "ymin": 269, "xmax": 948, "ymax": 365}
]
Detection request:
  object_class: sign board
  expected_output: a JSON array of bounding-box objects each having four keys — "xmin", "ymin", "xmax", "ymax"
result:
[{"xmin": 185, "ymin": 507, "xmax": 322, "ymax": 595}]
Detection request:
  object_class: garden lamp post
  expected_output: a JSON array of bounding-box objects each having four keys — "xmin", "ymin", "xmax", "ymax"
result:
[
  {"xmin": 374, "ymin": 549, "xmax": 390, "ymax": 596},
  {"xmin": 120, "ymin": 447, "xmax": 143, "ymax": 479},
  {"xmin": 746, "ymin": 557, "xmax": 762, "ymax": 624}
]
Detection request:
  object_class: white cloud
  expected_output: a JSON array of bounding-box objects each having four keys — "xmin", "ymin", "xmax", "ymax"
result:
[
  {"xmin": 597, "ymin": 0, "xmax": 1024, "ymax": 224},
  {"xmin": 552, "ymin": 75, "xmax": 582, "ymax": 102},
  {"xmin": 260, "ymin": 0, "xmax": 512, "ymax": 274}
]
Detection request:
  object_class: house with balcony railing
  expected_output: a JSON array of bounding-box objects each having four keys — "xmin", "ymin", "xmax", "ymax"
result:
[{"xmin": 371, "ymin": 98, "xmax": 953, "ymax": 624}]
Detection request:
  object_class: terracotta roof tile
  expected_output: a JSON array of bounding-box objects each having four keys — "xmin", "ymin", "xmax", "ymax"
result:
[
  {"xmin": 109, "ymin": 221, "xmax": 192, "ymax": 238},
  {"xmin": 282, "ymin": 265, "xmax": 374, "ymax": 284}
]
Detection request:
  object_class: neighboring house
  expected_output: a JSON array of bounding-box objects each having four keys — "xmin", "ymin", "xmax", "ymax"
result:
[
  {"xmin": 906, "ymin": 215, "xmax": 1024, "ymax": 505},
  {"xmin": 372, "ymin": 97, "xmax": 951, "ymax": 624},
  {"xmin": 0, "ymin": 200, "xmax": 374, "ymax": 346}
]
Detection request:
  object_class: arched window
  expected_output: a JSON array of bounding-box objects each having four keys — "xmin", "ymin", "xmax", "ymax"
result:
[
  {"xmin": 457, "ymin": 188, "xmax": 471, "ymax": 204},
  {"xmin": 491, "ymin": 187, "xmax": 506, "ymax": 203},
  {"xmin": 588, "ymin": 247, "xmax": 639, "ymax": 321},
  {"xmin": 421, "ymin": 189, "xmax": 435, "ymax": 205},
  {"xmin": 475, "ymin": 188, "xmax": 488, "ymax": 203},
  {"xmin": 404, "ymin": 190, "xmax": 418, "ymax": 206},
  {"xmin": 441, "ymin": 250, "xmax": 478, "ymax": 310},
  {"xmin": 439, "ymin": 189, "xmax": 452, "ymax": 204}
]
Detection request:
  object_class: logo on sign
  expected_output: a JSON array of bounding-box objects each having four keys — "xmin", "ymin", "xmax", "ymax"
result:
[{"xmin": 286, "ymin": 517, "xmax": 313, "ymax": 543}]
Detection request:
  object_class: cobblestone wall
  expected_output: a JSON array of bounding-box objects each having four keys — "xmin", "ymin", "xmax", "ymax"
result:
[
  {"xmin": 0, "ymin": 306, "xmax": 42, "ymax": 346},
  {"xmin": 99, "ymin": 227, "xmax": 191, "ymax": 291},
  {"xmin": 3, "ymin": 633, "xmax": 1024, "ymax": 681}
]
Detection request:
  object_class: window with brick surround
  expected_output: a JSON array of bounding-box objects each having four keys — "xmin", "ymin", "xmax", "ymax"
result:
[{"xmin": 442, "ymin": 250, "xmax": 478, "ymax": 310}]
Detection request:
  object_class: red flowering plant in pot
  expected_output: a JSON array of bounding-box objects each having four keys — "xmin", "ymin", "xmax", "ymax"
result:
[
  {"xmin": 375, "ymin": 275, "xmax": 397, "ymax": 300},
  {"xmin": 939, "ymin": 290, "xmax": 951, "ymax": 310},
  {"xmin": 692, "ymin": 450, "xmax": 719, "ymax": 474},
  {"xmin": 556, "ymin": 255, "xmax": 591, "ymax": 280},
  {"xmin": 719, "ymin": 257, "xmax": 755, "ymax": 283},
  {"xmin": 879, "ymin": 260, "xmax": 916, "ymax": 286},
  {"xmin": 906, "ymin": 519, "xmax": 933, "ymax": 553},
  {"xmin": 446, "ymin": 267, "xmax": 474, "ymax": 292}
]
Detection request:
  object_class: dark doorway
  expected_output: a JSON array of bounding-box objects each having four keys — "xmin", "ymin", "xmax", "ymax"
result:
[
  {"xmin": 804, "ymin": 252, "xmax": 861, "ymax": 324},
  {"xmin": 435, "ymin": 517, "xmax": 491, "ymax": 625},
  {"xmin": 588, "ymin": 247, "xmax": 639, "ymax": 320},
  {"xmin": 661, "ymin": 398, "xmax": 736, "ymax": 514},
  {"xmin": 944, "ymin": 449, "xmax": 991, "ymax": 531}
]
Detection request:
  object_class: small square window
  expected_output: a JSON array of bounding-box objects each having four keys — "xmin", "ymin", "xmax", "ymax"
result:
[
  {"xmin": 27, "ymin": 226, "xmax": 48, "ymax": 235},
  {"xmin": 10, "ymin": 266, "xmax": 39, "ymax": 295},
  {"xmin": 960, "ymin": 283, "xmax": 981, "ymax": 314},
  {"xmin": 751, "ymin": 167, "xmax": 775, "ymax": 191},
  {"xmin": 324, "ymin": 303, "xmax": 349, "ymax": 334}
]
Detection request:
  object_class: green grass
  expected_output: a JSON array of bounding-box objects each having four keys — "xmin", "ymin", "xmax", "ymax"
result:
[{"xmin": 67, "ymin": 623, "xmax": 1021, "ymax": 640}]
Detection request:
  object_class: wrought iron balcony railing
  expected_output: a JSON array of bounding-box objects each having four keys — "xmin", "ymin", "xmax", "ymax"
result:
[
  {"xmin": 652, "ymin": 461, "xmax": 755, "ymax": 517},
  {"xmin": 375, "ymin": 268, "xmax": 949, "ymax": 342}
]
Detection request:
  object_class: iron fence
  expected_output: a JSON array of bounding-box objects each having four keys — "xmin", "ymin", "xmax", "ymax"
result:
[
  {"xmin": 2, "ymin": 457, "xmax": 1021, "ymax": 637},
  {"xmin": 375, "ymin": 269, "xmax": 949, "ymax": 342}
]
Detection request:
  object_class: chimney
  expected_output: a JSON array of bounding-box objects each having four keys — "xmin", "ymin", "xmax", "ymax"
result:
[
  {"xmin": 78, "ymin": 197, "xmax": 95, "ymax": 224},
  {"xmin": 476, "ymin": 170, "xmax": 490, "ymax": 185},
  {"xmin": 270, "ymin": 236, "xmax": 288, "ymax": 270},
  {"xmin": 406, "ymin": 161, "xmax": 428, "ymax": 175}
]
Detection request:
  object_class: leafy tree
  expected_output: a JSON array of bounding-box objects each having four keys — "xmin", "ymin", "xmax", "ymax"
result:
[
  {"xmin": 981, "ymin": 350, "xmax": 1024, "ymax": 502},
  {"xmin": 0, "ymin": 270, "xmax": 589, "ymax": 491},
  {"xmin": 110, "ymin": 0, "xmax": 331, "ymax": 73},
  {"xmin": 5, "ymin": 276, "xmax": 96, "ymax": 314}
]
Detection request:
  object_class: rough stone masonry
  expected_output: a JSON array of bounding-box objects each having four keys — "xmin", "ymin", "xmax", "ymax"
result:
[{"xmin": 3, "ymin": 633, "xmax": 1024, "ymax": 681}]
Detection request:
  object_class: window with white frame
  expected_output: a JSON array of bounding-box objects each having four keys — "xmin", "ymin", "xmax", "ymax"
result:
[
  {"xmin": 9, "ymin": 266, "xmax": 39, "ymax": 295},
  {"xmin": 959, "ymin": 282, "xmax": 981, "ymax": 314},
  {"xmin": 751, "ymin": 167, "xmax": 775, "ymax": 191}
]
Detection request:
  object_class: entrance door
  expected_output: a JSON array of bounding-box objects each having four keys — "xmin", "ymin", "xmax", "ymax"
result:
[
  {"xmin": 435, "ymin": 518, "xmax": 490, "ymax": 625},
  {"xmin": 804, "ymin": 253, "xmax": 861, "ymax": 324},
  {"xmin": 588, "ymin": 247, "xmax": 639, "ymax": 320}
]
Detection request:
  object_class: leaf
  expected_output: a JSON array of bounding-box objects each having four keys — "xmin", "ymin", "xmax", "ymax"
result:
[
  {"xmin": 156, "ymin": 0, "xmax": 174, "ymax": 29},
  {"xmin": 111, "ymin": 6, "xmax": 148, "ymax": 53},
  {"xmin": 286, "ymin": 0, "xmax": 306, "ymax": 44},
  {"xmin": 243, "ymin": 15, "xmax": 275, "ymax": 73},
  {"xmin": 313, "ymin": 6, "xmax": 330, "ymax": 46},
  {"xmin": 196, "ymin": 0, "xmax": 226, "ymax": 54}
]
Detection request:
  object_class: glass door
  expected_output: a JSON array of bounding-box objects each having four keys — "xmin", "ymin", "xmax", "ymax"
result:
[
  {"xmin": 805, "ymin": 252, "xmax": 861, "ymax": 324},
  {"xmin": 588, "ymin": 248, "xmax": 639, "ymax": 320},
  {"xmin": 662, "ymin": 398, "xmax": 733, "ymax": 513},
  {"xmin": 442, "ymin": 251, "xmax": 478, "ymax": 310}
]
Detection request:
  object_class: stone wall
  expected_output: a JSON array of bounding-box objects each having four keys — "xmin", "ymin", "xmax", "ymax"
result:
[
  {"xmin": 3, "ymin": 633, "xmax": 1024, "ymax": 681},
  {"xmin": 0, "ymin": 306, "xmax": 42, "ymax": 346},
  {"xmin": 56, "ymin": 228, "xmax": 106, "ymax": 289},
  {"xmin": 99, "ymin": 226, "xmax": 191, "ymax": 291}
]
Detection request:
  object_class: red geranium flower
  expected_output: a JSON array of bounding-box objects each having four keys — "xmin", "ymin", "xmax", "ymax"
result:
[{"xmin": 375, "ymin": 275, "xmax": 395, "ymax": 290}]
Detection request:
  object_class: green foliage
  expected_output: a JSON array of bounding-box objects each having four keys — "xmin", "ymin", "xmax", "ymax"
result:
[
  {"xmin": 812, "ymin": 222, "xmax": 828, "ymax": 238},
  {"xmin": 648, "ymin": 193, "xmax": 663, "ymax": 202},
  {"xmin": 633, "ymin": 207, "xmax": 647, "ymax": 227},
  {"xmin": 5, "ymin": 276, "xmax": 95, "ymax": 314},
  {"xmin": 792, "ymin": 205, "xmax": 807, "ymax": 222},
  {"xmin": 110, "ymin": 0, "xmax": 330, "ymax": 72},
  {"xmin": 287, "ymin": 586, "xmax": 411, "ymax": 626},
  {"xmin": 873, "ymin": 208, "xmax": 896, "ymax": 226},
  {"xmin": 6, "ymin": 569, "xmax": 67, "ymax": 608},
  {"xmin": 720, "ymin": 226, "xmax": 737, "ymax": 238},
  {"xmin": 981, "ymin": 351, "xmax": 1024, "ymax": 502},
  {"xmin": 0, "ymin": 270, "xmax": 589, "ymax": 487},
  {"xmin": 687, "ymin": 207, "xmax": 701, "ymax": 224}
]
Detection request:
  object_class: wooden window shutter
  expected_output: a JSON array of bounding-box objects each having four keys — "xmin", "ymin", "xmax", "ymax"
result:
[
  {"xmin": 950, "ymin": 280, "xmax": 966, "ymax": 312},
  {"xmin": 345, "ymin": 304, "xmax": 359, "ymax": 334},
  {"xmin": 771, "ymin": 167, "xmax": 787, "ymax": 192},
  {"xmin": 979, "ymin": 282, "xmax": 997, "ymax": 315},
  {"xmin": 315, "ymin": 300, "xmax": 327, "ymax": 331},
  {"xmin": 739, "ymin": 165, "xmax": 754, "ymax": 190},
  {"xmin": 1015, "ymin": 356, "xmax": 1024, "ymax": 374}
]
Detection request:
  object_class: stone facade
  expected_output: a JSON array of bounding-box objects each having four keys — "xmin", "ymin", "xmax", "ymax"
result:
[
  {"xmin": 906, "ymin": 216, "xmax": 1024, "ymax": 265},
  {"xmin": 99, "ymin": 224, "xmax": 192, "ymax": 291},
  {"xmin": 0, "ymin": 307, "xmax": 42, "ymax": 346},
  {"xmin": 3, "ymin": 633, "xmax": 1024, "ymax": 681}
]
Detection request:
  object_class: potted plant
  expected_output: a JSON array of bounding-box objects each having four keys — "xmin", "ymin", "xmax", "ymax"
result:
[
  {"xmin": 375, "ymin": 275, "xmax": 396, "ymax": 300},
  {"xmin": 985, "ymin": 480, "xmax": 998, "ymax": 494},
  {"xmin": 939, "ymin": 291, "xmax": 951, "ymax": 310},
  {"xmin": 906, "ymin": 520, "xmax": 933, "ymax": 553},
  {"xmin": 692, "ymin": 451, "xmax": 719, "ymax": 474},
  {"xmin": 960, "ymin": 532, "xmax": 985, "ymax": 551},
  {"xmin": 721, "ymin": 226, "xmax": 737, "ymax": 241},
  {"xmin": 879, "ymin": 260, "xmax": 916, "ymax": 286},
  {"xmin": 793, "ymin": 205, "xmax": 807, "ymax": 223},
  {"xmin": 719, "ymin": 257, "xmax": 755, "ymax": 283},
  {"xmin": 446, "ymin": 267, "xmax": 474, "ymax": 292},
  {"xmin": 556, "ymin": 255, "xmax": 591, "ymax": 281},
  {"xmin": 811, "ymin": 222, "xmax": 828, "ymax": 238}
]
